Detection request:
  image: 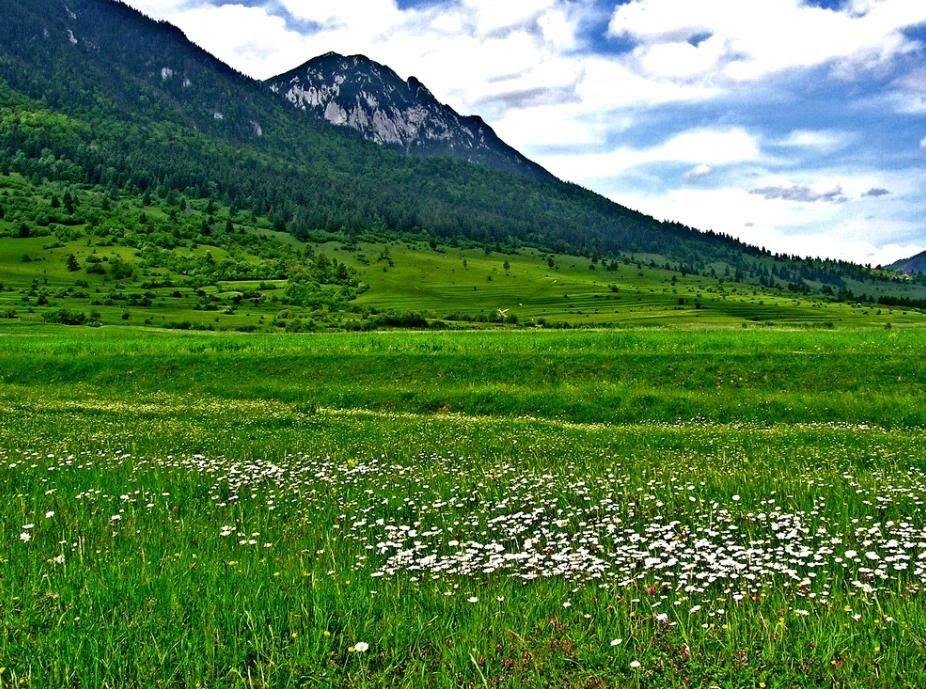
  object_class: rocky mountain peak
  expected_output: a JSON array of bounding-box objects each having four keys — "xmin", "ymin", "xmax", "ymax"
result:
[{"xmin": 265, "ymin": 52, "xmax": 553, "ymax": 181}]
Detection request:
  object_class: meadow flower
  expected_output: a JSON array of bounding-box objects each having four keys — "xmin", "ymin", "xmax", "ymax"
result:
[
  {"xmin": 19, "ymin": 532, "xmax": 30, "ymax": 542},
  {"xmin": 353, "ymin": 641, "xmax": 369, "ymax": 653},
  {"xmin": 467, "ymin": 596, "xmax": 479, "ymax": 603},
  {"xmin": 630, "ymin": 660, "xmax": 641, "ymax": 669},
  {"xmin": 610, "ymin": 638, "xmax": 622, "ymax": 646}
]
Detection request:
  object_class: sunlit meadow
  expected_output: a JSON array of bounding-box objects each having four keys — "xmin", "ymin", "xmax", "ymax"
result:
[{"xmin": 2, "ymin": 327, "xmax": 926, "ymax": 687}]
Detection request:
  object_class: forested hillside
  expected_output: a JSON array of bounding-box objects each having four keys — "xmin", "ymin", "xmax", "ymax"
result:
[{"xmin": 0, "ymin": 0, "xmax": 922, "ymax": 312}]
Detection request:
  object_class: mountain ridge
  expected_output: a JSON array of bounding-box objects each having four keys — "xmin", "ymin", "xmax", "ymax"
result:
[{"xmin": 265, "ymin": 52, "xmax": 554, "ymax": 181}]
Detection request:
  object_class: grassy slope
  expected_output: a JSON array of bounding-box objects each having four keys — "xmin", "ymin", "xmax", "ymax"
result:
[
  {"xmin": 341, "ymin": 241, "xmax": 922, "ymax": 328},
  {"xmin": 1, "ymin": 174, "xmax": 925, "ymax": 332},
  {"xmin": 1, "ymin": 326, "xmax": 926, "ymax": 688}
]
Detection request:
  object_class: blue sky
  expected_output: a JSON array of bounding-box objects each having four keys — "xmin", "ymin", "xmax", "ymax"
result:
[{"xmin": 126, "ymin": 0, "xmax": 926, "ymax": 264}]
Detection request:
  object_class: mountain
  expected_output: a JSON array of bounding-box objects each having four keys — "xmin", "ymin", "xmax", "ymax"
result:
[
  {"xmin": 0, "ymin": 0, "xmax": 748, "ymax": 266},
  {"xmin": 266, "ymin": 53, "xmax": 553, "ymax": 181},
  {"xmin": 0, "ymin": 0, "xmax": 924, "ymax": 312},
  {"xmin": 889, "ymin": 251, "xmax": 926, "ymax": 275}
]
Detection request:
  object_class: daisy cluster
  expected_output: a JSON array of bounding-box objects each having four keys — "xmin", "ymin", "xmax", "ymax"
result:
[{"xmin": 6, "ymin": 443, "xmax": 926, "ymax": 612}]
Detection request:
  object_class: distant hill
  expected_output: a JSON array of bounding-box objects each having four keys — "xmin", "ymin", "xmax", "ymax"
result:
[
  {"xmin": 267, "ymin": 53, "xmax": 553, "ymax": 181},
  {"xmin": 889, "ymin": 251, "xmax": 926, "ymax": 275}
]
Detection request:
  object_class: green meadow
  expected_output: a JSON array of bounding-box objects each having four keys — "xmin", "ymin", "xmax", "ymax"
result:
[
  {"xmin": 2, "ymin": 326, "xmax": 926, "ymax": 688},
  {"xmin": 3, "ymin": 173, "xmax": 925, "ymax": 333}
]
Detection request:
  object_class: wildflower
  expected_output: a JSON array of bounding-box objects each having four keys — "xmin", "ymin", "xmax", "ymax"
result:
[
  {"xmin": 610, "ymin": 638, "xmax": 623, "ymax": 646},
  {"xmin": 352, "ymin": 641, "xmax": 369, "ymax": 653},
  {"xmin": 630, "ymin": 660, "xmax": 641, "ymax": 669},
  {"xmin": 45, "ymin": 511, "xmax": 54, "ymax": 519},
  {"xmin": 467, "ymin": 596, "xmax": 479, "ymax": 603},
  {"xmin": 19, "ymin": 532, "xmax": 30, "ymax": 542}
]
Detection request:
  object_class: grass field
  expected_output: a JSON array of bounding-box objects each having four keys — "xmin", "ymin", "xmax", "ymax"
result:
[{"xmin": 2, "ymin": 325, "xmax": 926, "ymax": 687}]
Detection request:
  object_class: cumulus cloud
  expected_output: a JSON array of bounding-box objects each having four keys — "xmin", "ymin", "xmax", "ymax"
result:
[
  {"xmin": 750, "ymin": 184, "xmax": 847, "ymax": 203},
  {"xmin": 608, "ymin": 0, "xmax": 926, "ymax": 84},
  {"xmin": 863, "ymin": 187, "xmax": 891, "ymax": 197},
  {"xmin": 166, "ymin": 4, "xmax": 312, "ymax": 78}
]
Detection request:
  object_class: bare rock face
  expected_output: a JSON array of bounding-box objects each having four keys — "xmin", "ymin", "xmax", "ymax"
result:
[{"xmin": 266, "ymin": 52, "xmax": 553, "ymax": 181}]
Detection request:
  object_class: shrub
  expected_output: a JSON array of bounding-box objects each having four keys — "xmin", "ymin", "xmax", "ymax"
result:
[{"xmin": 43, "ymin": 308, "xmax": 87, "ymax": 325}]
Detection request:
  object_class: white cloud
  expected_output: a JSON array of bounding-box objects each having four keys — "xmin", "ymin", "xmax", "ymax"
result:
[
  {"xmin": 572, "ymin": 56, "xmax": 721, "ymax": 111},
  {"xmin": 921, "ymin": 136, "xmax": 926, "ymax": 151},
  {"xmin": 774, "ymin": 129, "xmax": 854, "ymax": 153},
  {"xmin": 493, "ymin": 103, "xmax": 628, "ymax": 150},
  {"xmin": 682, "ymin": 164, "xmax": 713, "ymax": 182},
  {"xmin": 609, "ymin": 0, "xmax": 926, "ymax": 84},
  {"xmin": 169, "ymin": 4, "xmax": 312, "ymax": 78},
  {"xmin": 539, "ymin": 127, "xmax": 763, "ymax": 180},
  {"xmin": 123, "ymin": 0, "xmax": 191, "ymax": 20},
  {"xmin": 460, "ymin": 0, "xmax": 557, "ymax": 36},
  {"xmin": 277, "ymin": 0, "xmax": 406, "ymax": 40}
]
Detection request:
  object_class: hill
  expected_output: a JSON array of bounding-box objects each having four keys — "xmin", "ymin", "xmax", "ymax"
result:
[{"xmin": 889, "ymin": 250, "xmax": 926, "ymax": 275}]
